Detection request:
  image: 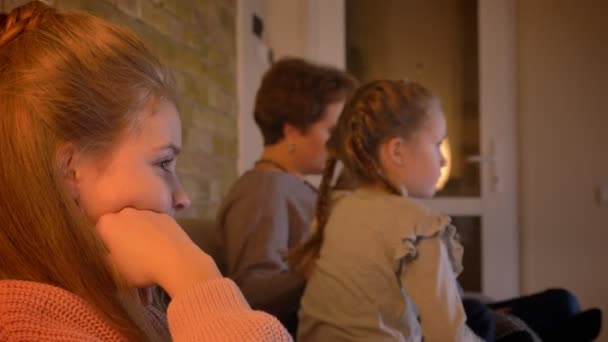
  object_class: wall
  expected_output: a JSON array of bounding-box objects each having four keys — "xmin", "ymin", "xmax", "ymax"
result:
[
  {"xmin": 236, "ymin": 0, "xmax": 267, "ymax": 176},
  {"xmin": 237, "ymin": 0, "xmax": 345, "ymax": 179},
  {"xmin": 265, "ymin": 0, "xmax": 345, "ymax": 68},
  {"xmin": 517, "ymin": 0, "xmax": 608, "ymax": 337},
  {"xmin": 3, "ymin": 0, "xmax": 238, "ymax": 243}
]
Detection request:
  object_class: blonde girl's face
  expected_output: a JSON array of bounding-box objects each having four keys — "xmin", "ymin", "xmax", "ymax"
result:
[
  {"xmin": 401, "ymin": 108, "xmax": 447, "ymax": 198},
  {"xmin": 72, "ymin": 99, "xmax": 191, "ymax": 221}
]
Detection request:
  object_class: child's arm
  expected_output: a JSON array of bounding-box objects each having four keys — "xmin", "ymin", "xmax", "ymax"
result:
[{"xmin": 401, "ymin": 236, "xmax": 484, "ymax": 342}]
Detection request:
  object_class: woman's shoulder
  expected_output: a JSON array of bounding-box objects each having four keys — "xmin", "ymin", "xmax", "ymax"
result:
[
  {"xmin": 216, "ymin": 170, "xmax": 316, "ymax": 221},
  {"xmin": 0, "ymin": 280, "xmax": 123, "ymax": 340},
  {"xmin": 0, "ymin": 279, "xmax": 94, "ymax": 311},
  {"xmin": 229, "ymin": 169, "xmax": 315, "ymax": 199}
]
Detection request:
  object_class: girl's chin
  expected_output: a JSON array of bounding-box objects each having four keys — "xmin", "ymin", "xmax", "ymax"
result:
[{"xmin": 412, "ymin": 190, "xmax": 436, "ymax": 199}]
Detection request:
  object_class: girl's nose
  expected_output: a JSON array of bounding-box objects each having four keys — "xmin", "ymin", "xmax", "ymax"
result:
[{"xmin": 173, "ymin": 183, "xmax": 191, "ymax": 212}]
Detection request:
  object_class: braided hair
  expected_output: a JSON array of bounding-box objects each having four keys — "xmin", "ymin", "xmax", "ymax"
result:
[
  {"xmin": 288, "ymin": 80, "xmax": 438, "ymax": 276},
  {"xmin": 0, "ymin": 1, "xmax": 55, "ymax": 48}
]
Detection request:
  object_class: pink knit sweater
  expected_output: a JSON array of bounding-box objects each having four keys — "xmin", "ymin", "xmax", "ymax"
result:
[{"xmin": 0, "ymin": 278, "xmax": 292, "ymax": 341}]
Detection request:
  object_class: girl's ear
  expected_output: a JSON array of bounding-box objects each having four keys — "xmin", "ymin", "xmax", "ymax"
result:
[
  {"xmin": 385, "ymin": 136, "xmax": 408, "ymax": 166},
  {"xmin": 57, "ymin": 144, "xmax": 80, "ymax": 200}
]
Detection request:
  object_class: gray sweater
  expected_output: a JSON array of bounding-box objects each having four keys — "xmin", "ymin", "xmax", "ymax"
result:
[{"xmin": 212, "ymin": 169, "xmax": 316, "ymax": 324}]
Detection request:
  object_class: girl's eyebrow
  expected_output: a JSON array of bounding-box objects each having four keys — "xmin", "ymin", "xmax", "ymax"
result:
[{"xmin": 154, "ymin": 144, "xmax": 181, "ymax": 155}]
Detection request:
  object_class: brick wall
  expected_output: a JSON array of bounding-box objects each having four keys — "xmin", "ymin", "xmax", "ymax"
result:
[{"xmin": 3, "ymin": 0, "xmax": 238, "ymax": 242}]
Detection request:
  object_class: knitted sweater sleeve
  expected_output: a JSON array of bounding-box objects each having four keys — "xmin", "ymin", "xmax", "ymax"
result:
[{"xmin": 167, "ymin": 278, "xmax": 293, "ymax": 341}]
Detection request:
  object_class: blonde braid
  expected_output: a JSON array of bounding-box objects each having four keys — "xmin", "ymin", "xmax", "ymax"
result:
[
  {"xmin": 352, "ymin": 128, "xmax": 401, "ymax": 195},
  {"xmin": 287, "ymin": 157, "xmax": 338, "ymax": 276},
  {"xmin": 348, "ymin": 108, "xmax": 401, "ymax": 195}
]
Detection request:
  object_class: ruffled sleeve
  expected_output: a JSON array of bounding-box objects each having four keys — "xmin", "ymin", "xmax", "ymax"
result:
[
  {"xmin": 441, "ymin": 223, "xmax": 464, "ymax": 276},
  {"xmin": 393, "ymin": 214, "xmax": 464, "ymax": 277},
  {"xmin": 395, "ymin": 215, "xmax": 482, "ymax": 342}
]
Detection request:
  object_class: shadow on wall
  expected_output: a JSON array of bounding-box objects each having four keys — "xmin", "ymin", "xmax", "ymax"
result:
[{"xmin": 178, "ymin": 218, "xmax": 218, "ymax": 259}]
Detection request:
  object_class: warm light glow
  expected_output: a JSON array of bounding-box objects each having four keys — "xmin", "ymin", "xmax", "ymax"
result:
[{"xmin": 436, "ymin": 139, "xmax": 451, "ymax": 191}]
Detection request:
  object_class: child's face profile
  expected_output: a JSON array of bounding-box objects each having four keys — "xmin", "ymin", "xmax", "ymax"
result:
[
  {"xmin": 401, "ymin": 108, "xmax": 447, "ymax": 198},
  {"xmin": 73, "ymin": 99, "xmax": 190, "ymax": 221}
]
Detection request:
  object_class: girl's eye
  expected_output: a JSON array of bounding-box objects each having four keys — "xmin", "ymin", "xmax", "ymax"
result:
[{"xmin": 159, "ymin": 158, "xmax": 174, "ymax": 172}]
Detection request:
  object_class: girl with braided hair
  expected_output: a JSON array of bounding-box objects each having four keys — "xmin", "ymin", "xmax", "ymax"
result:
[
  {"xmin": 288, "ymin": 80, "xmax": 483, "ymax": 341},
  {"xmin": 0, "ymin": 1, "xmax": 291, "ymax": 340},
  {"xmin": 289, "ymin": 80, "xmax": 602, "ymax": 342}
]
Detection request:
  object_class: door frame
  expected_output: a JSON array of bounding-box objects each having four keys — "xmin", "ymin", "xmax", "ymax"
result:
[{"xmin": 420, "ymin": 0, "xmax": 519, "ymax": 299}]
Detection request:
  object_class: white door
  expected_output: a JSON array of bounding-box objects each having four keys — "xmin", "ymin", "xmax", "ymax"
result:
[{"xmin": 422, "ymin": 1, "xmax": 519, "ymax": 300}]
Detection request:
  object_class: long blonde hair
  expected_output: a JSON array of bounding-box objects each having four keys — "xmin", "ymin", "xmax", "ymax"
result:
[
  {"xmin": 288, "ymin": 80, "xmax": 438, "ymax": 276},
  {"xmin": 0, "ymin": 1, "xmax": 176, "ymax": 340}
]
